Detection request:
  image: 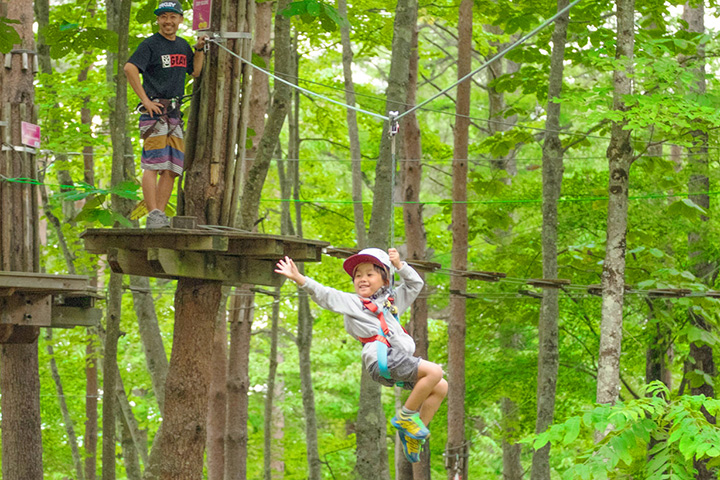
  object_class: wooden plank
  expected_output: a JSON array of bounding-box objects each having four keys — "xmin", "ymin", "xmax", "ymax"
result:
[
  {"xmin": 107, "ymin": 248, "xmax": 178, "ymax": 280},
  {"xmin": 148, "ymin": 248, "xmax": 284, "ymax": 287},
  {"xmin": 0, "ymin": 293, "xmax": 52, "ymax": 326},
  {"xmin": 0, "ymin": 271, "xmax": 89, "ymax": 292},
  {"xmin": 527, "ymin": 278, "xmax": 571, "ymax": 288},
  {"xmin": 225, "ymin": 238, "xmax": 286, "ymax": 257},
  {"xmin": 84, "ymin": 232, "xmax": 229, "ymax": 254},
  {"xmin": 460, "ymin": 270, "xmax": 507, "ymax": 282},
  {"xmin": 51, "ymin": 306, "xmax": 102, "ymax": 328}
]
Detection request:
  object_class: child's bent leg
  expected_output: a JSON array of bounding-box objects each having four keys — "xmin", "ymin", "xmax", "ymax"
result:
[
  {"xmin": 419, "ymin": 378, "xmax": 448, "ymax": 426},
  {"xmin": 405, "ymin": 360, "xmax": 443, "ymax": 412}
]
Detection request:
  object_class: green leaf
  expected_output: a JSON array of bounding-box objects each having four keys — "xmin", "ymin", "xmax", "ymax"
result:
[
  {"xmin": 0, "ymin": 17, "xmax": 21, "ymax": 54},
  {"xmin": 563, "ymin": 416, "xmax": 581, "ymax": 445}
]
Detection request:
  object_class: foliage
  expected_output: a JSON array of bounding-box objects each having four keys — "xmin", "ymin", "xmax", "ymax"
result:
[
  {"xmin": 0, "ymin": 16, "xmax": 21, "ymax": 53},
  {"xmin": 527, "ymin": 382, "xmax": 720, "ymax": 479}
]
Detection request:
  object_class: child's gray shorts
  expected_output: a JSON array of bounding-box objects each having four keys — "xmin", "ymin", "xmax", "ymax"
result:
[{"xmin": 366, "ymin": 348, "xmax": 421, "ymax": 390}]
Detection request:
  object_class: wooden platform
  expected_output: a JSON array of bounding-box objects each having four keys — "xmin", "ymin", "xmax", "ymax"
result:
[
  {"xmin": 81, "ymin": 228, "xmax": 329, "ymax": 287},
  {"xmin": 0, "ymin": 271, "xmax": 101, "ymax": 343}
]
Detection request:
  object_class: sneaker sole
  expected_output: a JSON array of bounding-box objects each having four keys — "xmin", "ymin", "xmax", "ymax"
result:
[
  {"xmin": 391, "ymin": 417, "xmax": 430, "ymax": 440},
  {"xmin": 398, "ymin": 432, "xmax": 421, "ymax": 463}
]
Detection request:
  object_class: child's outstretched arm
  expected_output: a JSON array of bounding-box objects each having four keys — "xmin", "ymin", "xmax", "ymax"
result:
[
  {"xmin": 275, "ymin": 256, "xmax": 306, "ymax": 286},
  {"xmin": 388, "ymin": 248, "xmax": 403, "ymax": 269}
]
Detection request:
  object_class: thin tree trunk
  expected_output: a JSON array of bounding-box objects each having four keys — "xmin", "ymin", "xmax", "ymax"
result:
[
  {"xmin": 104, "ymin": 0, "xmax": 132, "ymax": 475},
  {"xmin": 129, "ymin": 275, "xmax": 169, "ymax": 413},
  {"xmin": 400, "ymin": 20, "xmax": 430, "ymax": 480},
  {"xmin": 225, "ymin": 287, "xmax": 255, "ymax": 480},
  {"xmin": 207, "ymin": 293, "xmax": 229, "ymax": 480},
  {"xmin": 596, "ymin": 0, "xmax": 635, "ymax": 414},
  {"xmin": 357, "ymin": 1, "xmax": 417, "ymax": 478},
  {"xmin": 287, "ymin": 54, "xmax": 322, "ymax": 480},
  {"xmin": 264, "ymin": 291, "xmax": 283, "ymax": 480},
  {"xmin": 240, "ymin": 0, "xmax": 292, "ymax": 230},
  {"xmin": 338, "ymin": 0, "xmax": 367, "ymax": 247},
  {"xmin": 46, "ymin": 330, "xmax": 86, "ymax": 480},
  {"xmin": 447, "ymin": 1, "xmax": 471, "ymax": 478},
  {"xmin": 684, "ymin": 9, "xmax": 714, "ymax": 473},
  {"xmin": 246, "ymin": 0, "xmax": 273, "ymax": 164},
  {"xmin": 87, "ymin": 329, "xmax": 99, "ymax": 480},
  {"xmin": 118, "ymin": 402, "xmax": 143, "ymax": 480},
  {"xmin": 501, "ymin": 398, "xmax": 523, "ymax": 480},
  {"xmin": 531, "ymin": 1, "xmax": 569, "ymax": 478},
  {"xmin": 116, "ymin": 365, "xmax": 149, "ymax": 467}
]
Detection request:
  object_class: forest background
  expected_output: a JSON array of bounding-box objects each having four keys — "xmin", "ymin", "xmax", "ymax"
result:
[{"xmin": 5, "ymin": 0, "xmax": 720, "ymax": 478}]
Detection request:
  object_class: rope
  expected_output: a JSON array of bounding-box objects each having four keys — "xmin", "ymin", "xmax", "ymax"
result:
[
  {"xmin": 206, "ymin": 38, "xmax": 390, "ymax": 122},
  {"xmin": 395, "ymin": 0, "xmax": 583, "ymax": 121}
]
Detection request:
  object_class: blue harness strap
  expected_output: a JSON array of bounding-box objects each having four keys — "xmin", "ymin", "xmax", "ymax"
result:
[{"xmin": 359, "ymin": 298, "xmax": 403, "ymax": 383}]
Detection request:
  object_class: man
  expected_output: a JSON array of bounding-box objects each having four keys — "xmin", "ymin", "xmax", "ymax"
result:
[{"xmin": 124, "ymin": 0, "xmax": 206, "ymax": 228}]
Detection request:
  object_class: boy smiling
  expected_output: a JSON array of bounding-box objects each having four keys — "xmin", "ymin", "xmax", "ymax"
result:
[{"xmin": 275, "ymin": 248, "xmax": 448, "ymax": 463}]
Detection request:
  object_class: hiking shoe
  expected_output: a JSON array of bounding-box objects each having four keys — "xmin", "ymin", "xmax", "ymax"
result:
[
  {"xmin": 146, "ymin": 209, "xmax": 170, "ymax": 229},
  {"xmin": 391, "ymin": 413, "xmax": 429, "ymax": 440},
  {"xmin": 398, "ymin": 431, "xmax": 421, "ymax": 463}
]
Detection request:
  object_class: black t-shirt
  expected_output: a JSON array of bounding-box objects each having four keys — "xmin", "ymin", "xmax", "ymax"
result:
[{"xmin": 127, "ymin": 32, "xmax": 194, "ymax": 99}]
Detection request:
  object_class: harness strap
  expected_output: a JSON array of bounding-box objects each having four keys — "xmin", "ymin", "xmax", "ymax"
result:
[{"xmin": 360, "ymin": 298, "xmax": 396, "ymax": 380}]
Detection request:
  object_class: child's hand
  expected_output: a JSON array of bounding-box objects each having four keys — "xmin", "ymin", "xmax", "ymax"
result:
[
  {"xmin": 275, "ymin": 256, "xmax": 306, "ymax": 286},
  {"xmin": 388, "ymin": 248, "xmax": 403, "ymax": 269}
]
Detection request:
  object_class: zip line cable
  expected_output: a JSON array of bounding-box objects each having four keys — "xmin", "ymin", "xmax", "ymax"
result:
[
  {"xmin": 207, "ymin": 38, "xmax": 390, "ymax": 122},
  {"xmin": 395, "ymin": 0, "xmax": 583, "ymax": 122}
]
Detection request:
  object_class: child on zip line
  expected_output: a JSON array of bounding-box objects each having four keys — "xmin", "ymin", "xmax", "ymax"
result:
[{"xmin": 275, "ymin": 247, "xmax": 448, "ymax": 463}]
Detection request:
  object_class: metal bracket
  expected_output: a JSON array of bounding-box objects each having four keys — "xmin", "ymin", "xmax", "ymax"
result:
[
  {"xmin": 210, "ymin": 32, "xmax": 252, "ymax": 40},
  {"xmin": 2, "ymin": 145, "xmax": 36, "ymax": 154}
]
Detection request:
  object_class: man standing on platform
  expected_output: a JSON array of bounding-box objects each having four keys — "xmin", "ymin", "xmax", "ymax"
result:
[{"xmin": 124, "ymin": 0, "xmax": 206, "ymax": 229}]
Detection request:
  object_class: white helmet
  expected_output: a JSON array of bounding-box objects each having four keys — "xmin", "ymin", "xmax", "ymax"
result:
[{"xmin": 343, "ymin": 248, "xmax": 392, "ymax": 277}]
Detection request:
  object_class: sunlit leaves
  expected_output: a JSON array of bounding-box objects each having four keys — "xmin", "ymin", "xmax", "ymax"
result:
[
  {"xmin": 0, "ymin": 16, "xmax": 21, "ymax": 53},
  {"xmin": 281, "ymin": 0, "xmax": 347, "ymax": 32},
  {"xmin": 40, "ymin": 22, "xmax": 118, "ymax": 58}
]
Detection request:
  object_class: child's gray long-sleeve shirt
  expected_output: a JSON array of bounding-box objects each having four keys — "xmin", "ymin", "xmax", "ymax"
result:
[{"xmin": 300, "ymin": 262, "xmax": 424, "ymax": 370}]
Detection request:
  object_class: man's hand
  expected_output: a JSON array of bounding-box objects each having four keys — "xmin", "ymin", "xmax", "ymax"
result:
[
  {"xmin": 388, "ymin": 248, "xmax": 402, "ymax": 269},
  {"xmin": 142, "ymin": 99, "xmax": 165, "ymax": 117},
  {"xmin": 194, "ymin": 35, "xmax": 208, "ymax": 52},
  {"xmin": 275, "ymin": 256, "xmax": 306, "ymax": 286}
]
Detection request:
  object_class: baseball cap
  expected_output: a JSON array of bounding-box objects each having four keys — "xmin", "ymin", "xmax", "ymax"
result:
[
  {"xmin": 155, "ymin": 0, "xmax": 183, "ymax": 15},
  {"xmin": 343, "ymin": 248, "xmax": 392, "ymax": 277}
]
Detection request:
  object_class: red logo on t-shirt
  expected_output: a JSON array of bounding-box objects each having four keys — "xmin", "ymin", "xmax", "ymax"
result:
[{"xmin": 161, "ymin": 54, "xmax": 187, "ymax": 68}]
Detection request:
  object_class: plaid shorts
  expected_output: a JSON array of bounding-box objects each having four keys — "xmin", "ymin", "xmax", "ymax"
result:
[
  {"xmin": 139, "ymin": 111, "xmax": 184, "ymax": 175},
  {"xmin": 366, "ymin": 347, "xmax": 420, "ymax": 390}
]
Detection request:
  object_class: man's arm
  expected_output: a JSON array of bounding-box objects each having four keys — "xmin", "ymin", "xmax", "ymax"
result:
[
  {"xmin": 190, "ymin": 36, "xmax": 208, "ymax": 78},
  {"xmin": 123, "ymin": 62, "xmax": 164, "ymax": 116}
]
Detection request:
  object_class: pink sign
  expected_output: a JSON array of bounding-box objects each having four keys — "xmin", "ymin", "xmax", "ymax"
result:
[
  {"xmin": 193, "ymin": 0, "xmax": 212, "ymax": 30},
  {"xmin": 21, "ymin": 121, "xmax": 40, "ymax": 148}
]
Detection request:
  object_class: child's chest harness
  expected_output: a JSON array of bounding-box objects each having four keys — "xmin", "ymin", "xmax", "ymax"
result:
[{"xmin": 357, "ymin": 296, "xmax": 408, "ymax": 380}]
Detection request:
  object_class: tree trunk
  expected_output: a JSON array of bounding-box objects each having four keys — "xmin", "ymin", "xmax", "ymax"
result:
[
  {"xmin": 87, "ymin": 329, "xmax": 100, "ymax": 480},
  {"xmin": 531, "ymin": 2, "xmax": 568, "ymax": 479},
  {"xmin": 225, "ymin": 288, "xmax": 255, "ymax": 480},
  {"xmin": 684, "ymin": 10, "xmax": 714, "ymax": 478},
  {"xmin": 129, "ymin": 275, "xmax": 169, "ymax": 413},
  {"xmin": 46, "ymin": 330, "xmax": 86, "ymax": 480},
  {"xmin": 287, "ymin": 57, "xmax": 322, "ymax": 480},
  {"xmin": 264, "ymin": 291, "xmax": 282, "ymax": 480},
  {"xmin": 246, "ymin": 0, "xmax": 273, "ymax": 164},
  {"xmin": 104, "ymin": 0, "xmax": 132, "ymax": 475},
  {"xmin": 596, "ymin": 0, "xmax": 635, "ymax": 413},
  {"xmin": 144, "ymin": 279, "xmax": 223, "ymax": 480},
  {"xmin": 367, "ymin": 0, "xmax": 417, "ymax": 246},
  {"xmin": 0, "ymin": 0, "xmax": 42, "ymax": 477},
  {"xmin": 338, "ymin": 0, "xmax": 367, "ymax": 247},
  {"xmin": 399, "ymin": 20, "xmax": 430, "ymax": 480},
  {"xmin": 356, "ymin": 1, "xmax": 417, "ymax": 477},
  {"xmin": 447, "ymin": 1, "xmax": 471, "ymax": 479},
  {"xmin": 239, "ymin": 0, "xmax": 292, "ymax": 231},
  {"xmin": 501, "ymin": 398, "xmax": 523, "ymax": 480},
  {"xmin": 207, "ymin": 293, "xmax": 229, "ymax": 480}
]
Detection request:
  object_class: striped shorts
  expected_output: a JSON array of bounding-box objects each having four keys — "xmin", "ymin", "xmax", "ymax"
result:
[{"xmin": 139, "ymin": 112, "xmax": 185, "ymax": 175}]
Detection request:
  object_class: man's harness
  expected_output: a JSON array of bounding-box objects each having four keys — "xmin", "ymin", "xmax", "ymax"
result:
[{"xmin": 138, "ymin": 95, "xmax": 191, "ymax": 140}]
